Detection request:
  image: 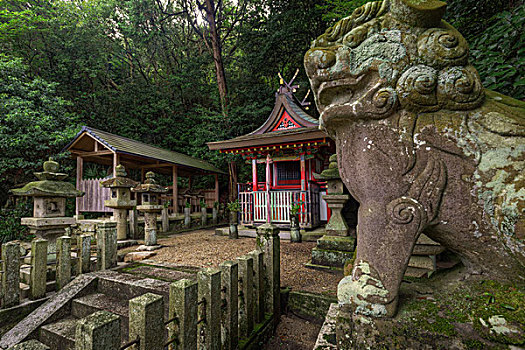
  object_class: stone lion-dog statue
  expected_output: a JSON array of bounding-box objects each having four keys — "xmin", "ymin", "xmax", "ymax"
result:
[{"xmin": 305, "ymin": 0, "xmax": 524, "ymax": 317}]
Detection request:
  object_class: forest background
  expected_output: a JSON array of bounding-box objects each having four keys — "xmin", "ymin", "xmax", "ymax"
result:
[{"xmin": 0, "ymin": 0, "xmax": 524, "ymax": 240}]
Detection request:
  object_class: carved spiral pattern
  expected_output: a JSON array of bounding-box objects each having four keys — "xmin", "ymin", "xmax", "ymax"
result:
[
  {"xmin": 366, "ymin": 87, "xmax": 398, "ymax": 119},
  {"xmin": 343, "ymin": 26, "xmax": 369, "ymax": 48},
  {"xmin": 322, "ymin": 1, "xmax": 385, "ymax": 44},
  {"xmin": 387, "ymin": 197, "xmax": 425, "ymax": 228},
  {"xmin": 417, "ymin": 28, "xmax": 469, "ymax": 69},
  {"xmin": 397, "ymin": 65, "xmax": 439, "ymax": 111},
  {"xmin": 438, "ymin": 65, "xmax": 484, "ymax": 110}
]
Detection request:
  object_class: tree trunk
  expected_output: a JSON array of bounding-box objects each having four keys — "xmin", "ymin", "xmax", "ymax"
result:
[{"xmin": 203, "ymin": 0, "xmax": 228, "ymax": 115}]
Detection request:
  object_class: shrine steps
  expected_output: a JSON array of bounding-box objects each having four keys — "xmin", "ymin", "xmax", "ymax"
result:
[{"xmin": 0, "ymin": 271, "xmax": 173, "ymax": 350}]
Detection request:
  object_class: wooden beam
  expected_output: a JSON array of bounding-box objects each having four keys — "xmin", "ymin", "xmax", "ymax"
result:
[
  {"xmin": 140, "ymin": 163, "xmax": 174, "ymax": 169},
  {"xmin": 173, "ymin": 165, "xmax": 178, "ymax": 214},
  {"xmin": 69, "ymin": 150, "xmax": 114, "ymax": 157},
  {"xmin": 76, "ymin": 156, "xmax": 83, "ymax": 217}
]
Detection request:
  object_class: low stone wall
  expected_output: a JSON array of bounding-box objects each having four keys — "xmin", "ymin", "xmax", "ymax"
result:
[
  {"xmin": 0, "ymin": 222, "xmax": 118, "ymax": 313},
  {"xmin": 287, "ymin": 290, "xmax": 337, "ymax": 323}
]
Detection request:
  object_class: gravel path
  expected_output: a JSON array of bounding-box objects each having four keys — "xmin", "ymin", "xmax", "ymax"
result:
[{"xmin": 150, "ymin": 229, "xmax": 341, "ymax": 296}]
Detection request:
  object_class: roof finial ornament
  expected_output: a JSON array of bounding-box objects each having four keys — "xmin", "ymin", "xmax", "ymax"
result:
[{"xmin": 277, "ymin": 70, "xmax": 312, "ymax": 109}]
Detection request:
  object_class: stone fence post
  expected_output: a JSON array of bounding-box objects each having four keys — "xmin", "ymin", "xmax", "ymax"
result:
[
  {"xmin": 77, "ymin": 234, "xmax": 91, "ymax": 275},
  {"xmin": 161, "ymin": 208, "xmax": 169, "ymax": 233},
  {"xmin": 56, "ymin": 236, "xmax": 71, "ymax": 291},
  {"xmin": 129, "ymin": 208, "xmax": 139, "ymax": 240},
  {"xmin": 256, "ymin": 223, "xmax": 280, "ymax": 322},
  {"xmin": 96, "ymin": 221, "xmax": 117, "ymax": 270},
  {"xmin": 237, "ymin": 255, "xmax": 254, "ymax": 338},
  {"xmin": 1, "ymin": 241, "xmax": 20, "ymax": 308},
  {"xmin": 219, "ymin": 261, "xmax": 238, "ymax": 350},
  {"xmin": 30, "ymin": 238, "xmax": 48, "ymax": 300},
  {"xmin": 197, "ymin": 268, "xmax": 221, "ymax": 350},
  {"xmin": 250, "ymin": 250, "xmax": 265, "ymax": 323},
  {"xmin": 168, "ymin": 279, "xmax": 198, "ymax": 350},
  {"xmin": 75, "ymin": 311, "xmax": 121, "ymax": 350},
  {"xmin": 129, "ymin": 293, "xmax": 165, "ymax": 350}
]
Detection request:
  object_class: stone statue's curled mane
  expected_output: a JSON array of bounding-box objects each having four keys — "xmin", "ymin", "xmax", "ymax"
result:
[{"xmin": 312, "ymin": 0, "xmax": 484, "ymax": 114}]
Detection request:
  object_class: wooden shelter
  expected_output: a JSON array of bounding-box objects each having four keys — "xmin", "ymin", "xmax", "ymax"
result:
[
  {"xmin": 208, "ymin": 73, "xmax": 335, "ymax": 228},
  {"xmin": 64, "ymin": 126, "xmax": 225, "ymax": 215}
]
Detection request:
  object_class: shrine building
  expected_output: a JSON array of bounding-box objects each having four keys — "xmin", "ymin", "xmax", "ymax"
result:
[{"xmin": 207, "ymin": 74, "xmax": 335, "ymax": 228}]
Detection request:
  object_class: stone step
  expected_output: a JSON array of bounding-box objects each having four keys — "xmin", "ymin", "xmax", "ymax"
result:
[
  {"xmin": 72, "ymin": 293, "xmax": 130, "ymax": 342},
  {"xmin": 408, "ymin": 255, "xmax": 435, "ymax": 271},
  {"xmin": 412, "ymin": 244, "xmax": 446, "ymax": 256},
  {"xmin": 39, "ymin": 316, "xmax": 77, "ymax": 350},
  {"xmin": 311, "ymin": 248, "xmax": 354, "ymax": 268},
  {"xmin": 96, "ymin": 271, "xmax": 170, "ymax": 304},
  {"xmin": 405, "ymin": 266, "xmax": 432, "ymax": 278},
  {"xmin": 316, "ymin": 235, "xmax": 355, "ymax": 252}
]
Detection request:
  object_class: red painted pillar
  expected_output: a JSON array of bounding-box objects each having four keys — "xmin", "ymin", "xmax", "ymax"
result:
[
  {"xmin": 300, "ymin": 154, "xmax": 306, "ymax": 191},
  {"xmin": 252, "ymin": 158, "xmax": 258, "ymax": 191},
  {"xmin": 265, "ymin": 154, "xmax": 271, "ymax": 223}
]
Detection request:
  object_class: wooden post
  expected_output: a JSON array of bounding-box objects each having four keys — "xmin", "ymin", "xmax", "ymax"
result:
[
  {"xmin": 252, "ymin": 159, "xmax": 258, "ymax": 191},
  {"xmin": 214, "ymin": 173, "xmax": 219, "ymax": 203},
  {"xmin": 172, "ymin": 165, "xmax": 178, "ymax": 214},
  {"xmin": 265, "ymin": 155, "xmax": 271, "ymax": 224},
  {"xmin": 141, "ymin": 168, "xmax": 145, "ymax": 182},
  {"xmin": 76, "ymin": 156, "xmax": 83, "ymax": 216},
  {"xmin": 112, "ymin": 153, "xmax": 119, "ymax": 177}
]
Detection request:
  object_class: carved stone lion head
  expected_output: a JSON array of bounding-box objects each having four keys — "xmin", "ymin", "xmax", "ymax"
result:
[{"xmin": 304, "ymin": 0, "xmax": 484, "ymax": 132}]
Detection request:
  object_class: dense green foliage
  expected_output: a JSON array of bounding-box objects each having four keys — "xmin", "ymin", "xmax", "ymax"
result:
[
  {"xmin": 0, "ymin": 0, "xmax": 523, "ymax": 240},
  {"xmin": 0, "ymin": 55, "xmax": 79, "ymax": 202}
]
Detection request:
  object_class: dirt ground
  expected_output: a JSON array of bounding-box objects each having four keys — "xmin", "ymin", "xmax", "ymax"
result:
[
  {"xmin": 123, "ymin": 229, "xmax": 340, "ymax": 349},
  {"xmin": 263, "ymin": 314, "xmax": 322, "ymax": 350},
  {"xmin": 146, "ymin": 229, "xmax": 341, "ymax": 296}
]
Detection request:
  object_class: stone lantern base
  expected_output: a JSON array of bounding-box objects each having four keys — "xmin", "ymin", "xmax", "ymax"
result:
[
  {"xmin": 21, "ymin": 217, "xmax": 75, "ymax": 259},
  {"xmin": 306, "ymin": 193, "xmax": 356, "ymax": 271},
  {"xmin": 307, "ymin": 235, "xmax": 355, "ymax": 271}
]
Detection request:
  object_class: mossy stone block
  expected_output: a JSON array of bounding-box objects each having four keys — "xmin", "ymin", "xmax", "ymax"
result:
[
  {"xmin": 311, "ymin": 248, "xmax": 354, "ymax": 268},
  {"xmin": 317, "ymin": 236, "xmax": 355, "ymax": 252}
]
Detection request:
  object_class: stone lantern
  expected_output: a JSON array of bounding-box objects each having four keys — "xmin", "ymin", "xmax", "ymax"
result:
[
  {"xmin": 132, "ymin": 171, "xmax": 167, "ymax": 246},
  {"xmin": 11, "ymin": 158, "xmax": 84, "ymax": 256},
  {"xmin": 100, "ymin": 164, "xmax": 138, "ymax": 241},
  {"xmin": 307, "ymin": 154, "xmax": 355, "ymax": 270}
]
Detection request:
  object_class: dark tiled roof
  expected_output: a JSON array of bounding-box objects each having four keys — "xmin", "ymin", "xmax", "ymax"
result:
[{"xmin": 65, "ymin": 126, "xmax": 225, "ymax": 174}]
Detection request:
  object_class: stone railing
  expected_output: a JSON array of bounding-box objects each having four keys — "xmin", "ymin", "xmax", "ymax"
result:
[
  {"xmin": 0, "ymin": 222, "xmax": 117, "ymax": 309},
  {"xmin": 12, "ymin": 224, "xmax": 281, "ymax": 350}
]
